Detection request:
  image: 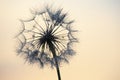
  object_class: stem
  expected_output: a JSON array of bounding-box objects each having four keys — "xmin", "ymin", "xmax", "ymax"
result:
[
  {"xmin": 49, "ymin": 42, "xmax": 61, "ymax": 80},
  {"xmin": 54, "ymin": 56, "xmax": 61, "ymax": 80}
]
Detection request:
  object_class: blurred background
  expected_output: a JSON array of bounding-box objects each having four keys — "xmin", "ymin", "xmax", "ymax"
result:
[{"xmin": 0, "ymin": 0, "xmax": 120, "ymax": 80}]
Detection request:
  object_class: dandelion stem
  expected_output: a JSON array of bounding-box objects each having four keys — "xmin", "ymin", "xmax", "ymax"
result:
[
  {"xmin": 49, "ymin": 42, "xmax": 61, "ymax": 80},
  {"xmin": 55, "ymin": 56, "xmax": 61, "ymax": 80}
]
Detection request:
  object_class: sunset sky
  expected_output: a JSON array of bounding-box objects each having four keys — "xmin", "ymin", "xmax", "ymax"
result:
[{"xmin": 0, "ymin": 0, "xmax": 120, "ymax": 80}]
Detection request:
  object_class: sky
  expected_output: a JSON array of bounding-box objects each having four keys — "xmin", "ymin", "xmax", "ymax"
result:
[{"xmin": 0, "ymin": 0, "xmax": 120, "ymax": 80}]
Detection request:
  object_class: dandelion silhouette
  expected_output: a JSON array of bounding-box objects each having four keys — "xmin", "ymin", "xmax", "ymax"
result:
[{"xmin": 16, "ymin": 6, "xmax": 77, "ymax": 80}]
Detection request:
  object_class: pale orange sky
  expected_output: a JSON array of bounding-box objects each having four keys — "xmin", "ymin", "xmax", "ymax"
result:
[{"xmin": 0, "ymin": 0, "xmax": 120, "ymax": 80}]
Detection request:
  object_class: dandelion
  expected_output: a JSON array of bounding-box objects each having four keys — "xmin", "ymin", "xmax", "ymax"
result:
[{"xmin": 16, "ymin": 6, "xmax": 77, "ymax": 80}]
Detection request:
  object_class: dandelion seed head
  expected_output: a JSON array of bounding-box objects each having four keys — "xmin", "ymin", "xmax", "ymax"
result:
[{"xmin": 16, "ymin": 6, "xmax": 77, "ymax": 68}]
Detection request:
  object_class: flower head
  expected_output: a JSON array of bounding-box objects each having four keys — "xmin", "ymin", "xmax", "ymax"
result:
[{"xmin": 16, "ymin": 6, "xmax": 77, "ymax": 68}]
